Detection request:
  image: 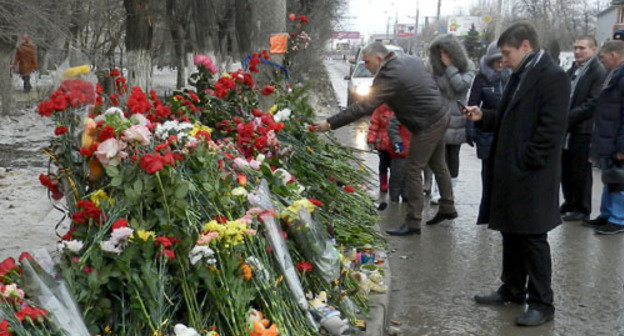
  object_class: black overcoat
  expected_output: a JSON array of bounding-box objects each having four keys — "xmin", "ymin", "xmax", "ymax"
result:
[{"xmin": 477, "ymin": 52, "xmax": 570, "ymax": 234}]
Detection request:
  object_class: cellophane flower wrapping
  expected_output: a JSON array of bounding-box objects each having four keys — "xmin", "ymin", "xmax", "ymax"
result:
[{"xmin": 293, "ymin": 208, "xmax": 340, "ymax": 283}]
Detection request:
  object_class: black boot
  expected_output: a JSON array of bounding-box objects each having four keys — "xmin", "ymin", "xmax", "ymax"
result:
[
  {"xmin": 385, "ymin": 224, "xmax": 420, "ymax": 236},
  {"xmin": 426, "ymin": 211, "xmax": 458, "ymax": 225}
]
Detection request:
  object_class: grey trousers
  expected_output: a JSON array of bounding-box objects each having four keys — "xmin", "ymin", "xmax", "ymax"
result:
[
  {"xmin": 389, "ymin": 157, "xmax": 407, "ymax": 201},
  {"xmin": 404, "ymin": 114, "xmax": 455, "ymax": 228}
]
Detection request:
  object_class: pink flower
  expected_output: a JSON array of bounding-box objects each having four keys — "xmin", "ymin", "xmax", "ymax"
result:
[
  {"xmin": 95, "ymin": 138, "xmax": 128, "ymax": 166},
  {"xmin": 193, "ymin": 54, "xmax": 218, "ymax": 74},
  {"xmin": 130, "ymin": 113, "xmax": 151, "ymax": 128},
  {"xmin": 122, "ymin": 124, "xmax": 152, "ymax": 146},
  {"xmin": 197, "ymin": 232, "xmax": 219, "ymax": 245},
  {"xmin": 249, "ymin": 160, "xmax": 261, "ymax": 170},
  {"xmin": 233, "ymin": 157, "xmax": 249, "ymax": 170}
]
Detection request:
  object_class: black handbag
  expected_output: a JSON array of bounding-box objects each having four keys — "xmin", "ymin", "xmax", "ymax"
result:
[{"xmin": 601, "ymin": 160, "xmax": 624, "ymax": 185}]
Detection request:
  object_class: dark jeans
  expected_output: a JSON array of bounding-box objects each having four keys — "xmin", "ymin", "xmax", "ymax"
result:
[
  {"xmin": 561, "ymin": 134, "xmax": 592, "ymax": 215},
  {"xmin": 389, "ymin": 157, "xmax": 407, "ymax": 201},
  {"xmin": 445, "ymin": 144, "xmax": 461, "ymax": 178},
  {"xmin": 499, "ymin": 232, "xmax": 554, "ymax": 314},
  {"xmin": 22, "ymin": 75, "xmax": 31, "ymax": 93},
  {"xmin": 404, "ymin": 114, "xmax": 455, "ymax": 228},
  {"xmin": 477, "ymin": 158, "xmax": 491, "ymax": 224}
]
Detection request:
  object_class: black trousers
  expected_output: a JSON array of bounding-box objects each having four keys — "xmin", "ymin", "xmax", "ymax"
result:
[
  {"xmin": 477, "ymin": 158, "xmax": 491, "ymax": 224},
  {"xmin": 561, "ymin": 134, "xmax": 592, "ymax": 215},
  {"xmin": 445, "ymin": 144, "xmax": 461, "ymax": 178},
  {"xmin": 498, "ymin": 232, "xmax": 554, "ymax": 314},
  {"xmin": 378, "ymin": 150, "xmax": 391, "ymax": 175},
  {"xmin": 22, "ymin": 75, "xmax": 31, "ymax": 92}
]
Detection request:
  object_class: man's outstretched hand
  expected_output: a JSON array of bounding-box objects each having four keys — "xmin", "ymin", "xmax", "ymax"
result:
[
  {"xmin": 463, "ymin": 106, "xmax": 483, "ymax": 122},
  {"xmin": 311, "ymin": 120, "xmax": 331, "ymax": 132}
]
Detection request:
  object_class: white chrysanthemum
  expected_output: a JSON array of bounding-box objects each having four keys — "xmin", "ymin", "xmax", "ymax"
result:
[
  {"xmin": 231, "ymin": 187, "xmax": 248, "ymax": 197},
  {"xmin": 110, "ymin": 227, "xmax": 134, "ymax": 244},
  {"xmin": 273, "ymin": 108, "xmax": 291, "ymax": 122},
  {"xmin": 59, "ymin": 240, "xmax": 84, "ymax": 253},
  {"xmin": 173, "ymin": 323, "xmax": 200, "ymax": 336},
  {"xmin": 189, "ymin": 246, "xmax": 216, "ymax": 265},
  {"xmin": 100, "ymin": 241, "xmax": 122, "ymax": 254}
]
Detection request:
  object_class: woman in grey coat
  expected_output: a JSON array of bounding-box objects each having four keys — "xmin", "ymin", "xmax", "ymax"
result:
[{"xmin": 427, "ymin": 34, "xmax": 475, "ymax": 202}]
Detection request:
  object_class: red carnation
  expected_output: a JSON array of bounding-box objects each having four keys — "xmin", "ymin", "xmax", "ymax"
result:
[
  {"xmin": 54, "ymin": 125, "xmax": 68, "ymax": 136},
  {"xmin": 252, "ymin": 109, "xmax": 263, "ymax": 117},
  {"xmin": 344, "ymin": 185, "xmax": 355, "ymax": 193},
  {"xmin": 97, "ymin": 125, "xmax": 115, "ymax": 142},
  {"xmin": 14, "ymin": 306, "xmax": 48, "ymax": 323},
  {"xmin": 296, "ymin": 261, "xmax": 313, "ymax": 274},
  {"xmin": 139, "ymin": 153, "xmax": 165, "ymax": 174},
  {"xmin": 0, "ymin": 319, "xmax": 14, "ymax": 336},
  {"xmin": 18, "ymin": 252, "xmax": 33, "ymax": 262},
  {"xmin": 111, "ymin": 219, "xmax": 128, "ymax": 231},
  {"xmin": 215, "ymin": 215, "xmax": 228, "ymax": 224},
  {"xmin": 155, "ymin": 237, "xmax": 173, "ymax": 249},
  {"xmin": 309, "ymin": 199, "xmax": 323, "ymax": 207},
  {"xmin": 0, "ymin": 258, "xmax": 16, "ymax": 277},
  {"xmin": 109, "ymin": 69, "xmax": 121, "ymax": 77},
  {"xmin": 297, "ymin": 15, "xmax": 309, "ymax": 24},
  {"xmin": 261, "ymin": 85, "xmax": 275, "ymax": 96},
  {"xmin": 157, "ymin": 249, "xmax": 175, "ymax": 260}
]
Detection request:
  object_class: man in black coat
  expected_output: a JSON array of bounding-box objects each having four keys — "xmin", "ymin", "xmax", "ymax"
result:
[
  {"xmin": 586, "ymin": 40, "xmax": 624, "ymax": 235},
  {"xmin": 463, "ymin": 22, "xmax": 570, "ymax": 326},
  {"xmin": 560, "ymin": 36, "xmax": 607, "ymax": 221}
]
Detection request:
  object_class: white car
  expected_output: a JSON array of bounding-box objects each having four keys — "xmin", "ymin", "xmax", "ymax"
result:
[{"xmin": 344, "ymin": 61, "xmax": 373, "ymax": 106}]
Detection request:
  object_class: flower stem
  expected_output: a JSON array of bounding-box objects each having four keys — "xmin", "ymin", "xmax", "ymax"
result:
[{"xmin": 155, "ymin": 171, "xmax": 171, "ymax": 223}]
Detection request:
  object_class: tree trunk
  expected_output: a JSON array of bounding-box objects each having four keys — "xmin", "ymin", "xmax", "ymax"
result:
[
  {"xmin": 235, "ymin": 0, "xmax": 286, "ymax": 78},
  {"xmin": 166, "ymin": 0, "xmax": 186, "ymax": 88},
  {"xmin": 124, "ymin": 0, "xmax": 153, "ymax": 91},
  {"xmin": 0, "ymin": 42, "xmax": 15, "ymax": 116}
]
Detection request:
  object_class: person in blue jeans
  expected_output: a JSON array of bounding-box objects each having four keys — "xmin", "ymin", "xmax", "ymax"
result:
[
  {"xmin": 586, "ymin": 40, "xmax": 624, "ymax": 235},
  {"xmin": 466, "ymin": 41, "xmax": 510, "ymax": 224}
]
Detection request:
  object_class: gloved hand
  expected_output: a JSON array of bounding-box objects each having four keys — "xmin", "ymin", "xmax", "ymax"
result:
[
  {"xmin": 394, "ymin": 143, "xmax": 404, "ymax": 154},
  {"xmin": 466, "ymin": 134, "xmax": 475, "ymax": 147},
  {"xmin": 368, "ymin": 143, "xmax": 375, "ymax": 152}
]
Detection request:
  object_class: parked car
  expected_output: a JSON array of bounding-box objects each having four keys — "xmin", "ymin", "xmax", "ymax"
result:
[{"xmin": 344, "ymin": 61, "xmax": 373, "ymax": 106}]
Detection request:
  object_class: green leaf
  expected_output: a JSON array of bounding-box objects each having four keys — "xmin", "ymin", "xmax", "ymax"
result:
[
  {"xmin": 133, "ymin": 179, "xmax": 143, "ymax": 194},
  {"xmin": 104, "ymin": 165, "xmax": 119, "ymax": 177},
  {"xmin": 174, "ymin": 182, "xmax": 188, "ymax": 199},
  {"xmin": 111, "ymin": 176, "xmax": 122, "ymax": 187}
]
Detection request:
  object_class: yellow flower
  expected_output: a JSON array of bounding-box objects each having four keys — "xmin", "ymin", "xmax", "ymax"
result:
[
  {"xmin": 62, "ymin": 64, "xmax": 90, "ymax": 80},
  {"xmin": 222, "ymin": 73, "xmax": 231, "ymax": 78},
  {"xmin": 268, "ymin": 105, "xmax": 278, "ymax": 115},
  {"xmin": 90, "ymin": 189, "xmax": 114, "ymax": 208},
  {"xmin": 203, "ymin": 220, "xmax": 225, "ymax": 233},
  {"xmin": 133, "ymin": 230, "xmax": 155, "ymax": 242},
  {"xmin": 190, "ymin": 122, "xmax": 212, "ymax": 137},
  {"xmin": 280, "ymin": 199, "xmax": 315, "ymax": 222}
]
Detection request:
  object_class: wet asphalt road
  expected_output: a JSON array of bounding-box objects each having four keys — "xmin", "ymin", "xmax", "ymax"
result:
[{"xmin": 324, "ymin": 59, "xmax": 624, "ymax": 336}]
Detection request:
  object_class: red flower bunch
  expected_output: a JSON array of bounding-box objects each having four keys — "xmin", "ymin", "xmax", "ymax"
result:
[
  {"xmin": 234, "ymin": 112, "xmax": 284, "ymax": 158},
  {"xmin": 139, "ymin": 150, "xmax": 181, "ymax": 174},
  {"xmin": 59, "ymin": 79, "xmax": 96, "ymax": 107},
  {"xmin": 157, "ymin": 249, "xmax": 175, "ymax": 260},
  {"xmin": 295, "ymin": 261, "xmax": 313, "ymax": 274},
  {"xmin": 80, "ymin": 143, "xmax": 99, "ymax": 157},
  {"xmin": 309, "ymin": 198, "xmax": 323, "ymax": 207},
  {"xmin": 14, "ymin": 306, "xmax": 48, "ymax": 323},
  {"xmin": 0, "ymin": 319, "xmax": 14, "ymax": 336},
  {"xmin": 38, "ymin": 174, "xmax": 64, "ymax": 200},
  {"xmin": 214, "ymin": 76, "xmax": 237, "ymax": 98},
  {"xmin": 115, "ymin": 76, "xmax": 128, "ymax": 95},
  {"xmin": 126, "ymin": 87, "xmax": 152, "ymax": 114},
  {"xmin": 0, "ymin": 257, "xmax": 16, "ymax": 277},
  {"xmin": 97, "ymin": 124, "xmax": 116, "ymax": 142},
  {"xmin": 109, "ymin": 68, "xmax": 121, "ymax": 77},
  {"xmin": 72, "ymin": 200, "xmax": 103, "ymax": 225}
]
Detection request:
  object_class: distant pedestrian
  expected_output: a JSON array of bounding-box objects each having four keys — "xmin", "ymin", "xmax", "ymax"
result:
[
  {"xmin": 585, "ymin": 40, "xmax": 624, "ymax": 235},
  {"xmin": 366, "ymin": 105, "xmax": 410, "ymax": 200},
  {"xmin": 428, "ymin": 34, "xmax": 475, "ymax": 204},
  {"xmin": 464, "ymin": 22, "xmax": 569, "ymax": 326},
  {"xmin": 11, "ymin": 35, "xmax": 37, "ymax": 93},
  {"xmin": 466, "ymin": 41, "xmax": 511, "ymax": 224},
  {"xmin": 312, "ymin": 42, "xmax": 457, "ymax": 235},
  {"xmin": 560, "ymin": 36, "xmax": 606, "ymax": 222}
]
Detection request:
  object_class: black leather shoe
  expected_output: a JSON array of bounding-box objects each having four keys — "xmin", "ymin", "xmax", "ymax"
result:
[
  {"xmin": 515, "ymin": 309, "xmax": 554, "ymax": 326},
  {"xmin": 562, "ymin": 211, "xmax": 588, "ymax": 221},
  {"xmin": 474, "ymin": 291, "xmax": 525, "ymax": 305},
  {"xmin": 426, "ymin": 211, "xmax": 458, "ymax": 225},
  {"xmin": 385, "ymin": 224, "xmax": 420, "ymax": 236},
  {"xmin": 583, "ymin": 216, "xmax": 608, "ymax": 228}
]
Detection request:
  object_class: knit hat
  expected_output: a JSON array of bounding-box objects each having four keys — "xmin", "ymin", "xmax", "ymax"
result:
[{"xmin": 484, "ymin": 41, "xmax": 502, "ymax": 65}]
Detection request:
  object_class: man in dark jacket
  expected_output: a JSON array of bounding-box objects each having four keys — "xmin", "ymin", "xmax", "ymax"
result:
[
  {"xmin": 560, "ymin": 36, "xmax": 607, "ymax": 222},
  {"xmin": 312, "ymin": 42, "xmax": 457, "ymax": 235},
  {"xmin": 585, "ymin": 40, "xmax": 624, "ymax": 235},
  {"xmin": 463, "ymin": 22, "xmax": 570, "ymax": 326}
]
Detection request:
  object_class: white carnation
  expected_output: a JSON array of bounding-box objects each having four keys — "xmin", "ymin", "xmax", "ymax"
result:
[{"xmin": 100, "ymin": 241, "xmax": 122, "ymax": 254}]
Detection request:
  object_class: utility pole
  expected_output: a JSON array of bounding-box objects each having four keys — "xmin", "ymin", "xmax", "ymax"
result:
[
  {"xmin": 415, "ymin": 0, "xmax": 420, "ymax": 36},
  {"xmin": 494, "ymin": 0, "xmax": 503, "ymax": 39},
  {"xmin": 436, "ymin": 0, "xmax": 441, "ymax": 22}
]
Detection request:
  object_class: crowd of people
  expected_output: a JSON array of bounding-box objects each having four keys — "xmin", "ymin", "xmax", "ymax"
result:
[{"xmin": 313, "ymin": 21, "xmax": 624, "ymax": 327}]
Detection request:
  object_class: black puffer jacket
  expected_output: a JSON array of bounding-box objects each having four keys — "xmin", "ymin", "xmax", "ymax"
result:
[
  {"xmin": 590, "ymin": 63, "xmax": 624, "ymax": 159},
  {"xmin": 328, "ymin": 53, "xmax": 447, "ymax": 134}
]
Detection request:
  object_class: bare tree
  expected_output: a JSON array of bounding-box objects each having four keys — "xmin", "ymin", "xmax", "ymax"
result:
[{"xmin": 124, "ymin": 0, "xmax": 154, "ymax": 90}]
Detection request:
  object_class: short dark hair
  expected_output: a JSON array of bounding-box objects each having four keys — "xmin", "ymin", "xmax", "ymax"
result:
[
  {"xmin": 601, "ymin": 40, "xmax": 624, "ymax": 57},
  {"xmin": 498, "ymin": 21, "xmax": 540, "ymax": 50},
  {"xmin": 576, "ymin": 35, "xmax": 597, "ymax": 48}
]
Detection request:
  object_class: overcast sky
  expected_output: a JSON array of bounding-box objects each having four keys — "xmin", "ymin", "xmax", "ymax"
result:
[{"xmin": 342, "ymin": 0, "xmax": 480, "ymax": 36}]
